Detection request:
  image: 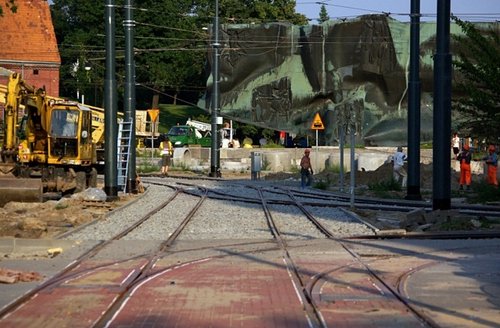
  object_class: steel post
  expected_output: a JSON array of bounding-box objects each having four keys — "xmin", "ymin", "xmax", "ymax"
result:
[
  {"xmin": 432, "ymin": 0, "xmax": 452, "ymax": 210},
  {"xmin": 104, "ymin": 0, "xmax": 118, "ymax": 198},
  {"xmin": 210, "ymin": 0, "xmax": 221, "ymax": 177},
  {"xmin": 406, "ymin": 0, "xmax": 422, "ymax": 200},
  {"xmin": 124, "ymin": 0, "xmax": 137, "ymax": 192}
]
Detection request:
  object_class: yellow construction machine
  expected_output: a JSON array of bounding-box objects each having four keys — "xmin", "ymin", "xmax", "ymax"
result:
[{"xmin": 0, "ymin": 73, "xmax": 100, "ymax": 205}]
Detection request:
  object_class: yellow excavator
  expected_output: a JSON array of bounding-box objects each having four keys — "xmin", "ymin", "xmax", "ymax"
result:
[{"xmin": 0, "ymin": 73, "xmax": 100, "ymax": 205}]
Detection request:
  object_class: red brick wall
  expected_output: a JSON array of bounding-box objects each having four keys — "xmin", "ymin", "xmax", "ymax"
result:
[{"xmin": 0, "ymin": 66, "xmax": 60, "ymax": 97}]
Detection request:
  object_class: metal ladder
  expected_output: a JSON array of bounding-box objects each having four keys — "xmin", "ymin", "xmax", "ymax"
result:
[{"xmin": 117, "ymin": 120, "xmax": 133, "ymax": 193}]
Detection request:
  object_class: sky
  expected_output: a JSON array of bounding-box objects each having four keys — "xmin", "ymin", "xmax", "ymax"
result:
[{"xmin": 296, "ymin": 0, "xmax": 500, "ymax": 22}]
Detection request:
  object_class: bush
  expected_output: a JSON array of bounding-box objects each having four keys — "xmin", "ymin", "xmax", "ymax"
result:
[
  {"xmin": 368, "ymin": 178, "xmax": 402, "ymax": 192},
  {"xmin": 314, "ymin": 180, "xmax": 329, "ymax": 190},
  {"xmin": 137, "ymin": 162, "xmax": 160, "ymax": 174},
  {"xmin": 467, "ymin": 181, "xmax": 500, "ymax": 204}
]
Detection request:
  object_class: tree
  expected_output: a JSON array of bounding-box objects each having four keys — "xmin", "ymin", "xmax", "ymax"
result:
[
  {"xmin": 318, "ymin": 4, "xmax": 329, "ymax": 24},
  {"xmin": 50, "ymin": 0, "xmax": 308, "ymax": 108},
  {"xmin": 193, "ymin": 0, "xmax": 307, "ymax": 25},
  {"xmin": 51, "ymin": 0, "xmax": 106, "ymax": 104},
  {"xmin": 452, "ymin": 17, "xmax": 500, "ymax": 144},
  {"xmin": 0, "ymin": 1, "xmax": 17, "ymax": 16},
  {"xmin": 132, "ymin": 0, "xmax": 208, "ymax": 106}
]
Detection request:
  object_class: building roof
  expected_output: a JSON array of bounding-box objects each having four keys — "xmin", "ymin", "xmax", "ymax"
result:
[{"xmin": 0, "ymin": 0, "xmax": 60, "ymax": 65}]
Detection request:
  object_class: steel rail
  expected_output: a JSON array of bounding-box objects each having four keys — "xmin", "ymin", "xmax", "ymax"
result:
[
  {"xmin": 0, "ymin": 187, "xmax": 182, "ymax": 319},
  {"xmin": 252, "ymin": 186, "xmax": 327, "ymax": 328}
]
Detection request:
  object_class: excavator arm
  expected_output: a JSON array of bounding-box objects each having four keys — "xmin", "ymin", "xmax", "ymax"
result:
[
  {"xmin": 2, "ymin": 73, "xmax": 23, "ymax": 161},
  {"xmin": 0, "ymin": 73, "xmax": 43, "ymax": 204}
]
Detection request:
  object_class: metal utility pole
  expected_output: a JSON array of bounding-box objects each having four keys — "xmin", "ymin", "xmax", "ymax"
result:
[
  {"xmin": 339, "ymin": 125, "xmax": 345, "ymax": 192},
  {"xmin": 210, "ymin": 0, "xmax": 221, "ymax": 177},
  {"xmin": 124, "ymin": 0, "xmax": 137, "ymax": 192},
  {"xmin": 349, "ymin": 122, "xmax": 355, "ymax": 207},
  {"xmin": 406, "ymin": 0, "xmax": 422, "ymax": 200},
  {"xmin": 104, "ymin": 0, "xmax": 118, "ymax": 199},
  {"xmin": 432, "ymin": 0, "xmax": 452, "ymax": 210}
]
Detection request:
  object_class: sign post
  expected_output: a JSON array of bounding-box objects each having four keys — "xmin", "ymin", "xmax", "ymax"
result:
[
  {"xmin": 147, "ymin": 109, "xmax": 160, "ymax": 161},
  {"xmin": 310, "ymin": 112, "xmax": 325, "ymax": 173}
]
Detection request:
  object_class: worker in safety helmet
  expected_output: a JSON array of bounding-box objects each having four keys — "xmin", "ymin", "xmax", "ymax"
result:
[
  {"xmin": 300, "ymin": 148, "xmax": 313, "ymax": 188},
  {"xmin": 457, "ymin": 143, "xmax": 472, "ymax": 190},
  {"xmin": 483, "ymin": 145, "xmax": 498, "ymax": 187}
]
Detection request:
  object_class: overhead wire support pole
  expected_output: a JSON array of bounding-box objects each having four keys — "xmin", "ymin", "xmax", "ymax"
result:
[
  {"xmin": 432, "ymin": 0, "xmax": 452, "ymax": 210},
  {"xmin": 104, "ymin": 0, "xmax": 118, "ymax": 199},
  {"xmin": 124, "ymin": 0, "xmax": 137, "ymax": 193},
  {"xmin": 406, "ymin": 0, "xmax": 422, "ymax": 200},
  {"xmin": 210, "ymin": 0, "xmax": 221, "ymax": 177}
]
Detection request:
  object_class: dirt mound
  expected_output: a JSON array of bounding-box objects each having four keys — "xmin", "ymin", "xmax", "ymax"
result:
[{"xmin": 0, "ymin": 195, "xmax": 136, "ymax": 239}]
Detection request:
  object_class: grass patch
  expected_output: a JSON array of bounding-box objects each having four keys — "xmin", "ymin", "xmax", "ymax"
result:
[
  {"xmin": 323, "ymin": 164, "xmax": 342, "ymax": 174},
  {"xmin": 158, "ymin": 104, "xmax": 208, "ymax": 134},
  {"xmin": 137, "ymin": 162, "xmax": 160, "ymax": 174},
  {"xmin": 367, "ymin": 178, "xmax": 402, "ymax": 198}
]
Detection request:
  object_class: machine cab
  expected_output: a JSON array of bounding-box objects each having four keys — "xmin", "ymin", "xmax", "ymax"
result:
[{"xmin": 47, "ymin": 102, "xmax": 93, "ymax": 165}]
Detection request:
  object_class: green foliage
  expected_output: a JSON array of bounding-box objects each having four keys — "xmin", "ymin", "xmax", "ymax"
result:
[
  {"xmin": 195, "ymin": 0, "xmax": 308, "ymax": 25},
  {"xmin": 133, "ymin": 0, "xmax": 206, "ymax": 103},
  {"xmin": 318, "ymin": 4, "xmax": 329, "ymax": 24},
  {"xmin": 262, "ymin": 141, "xmax": 283, "ymax": 148},
  {"xmin": 240, "ymin": 124, "xmax": 259, "ymax": 139},
  {"xmin": 313, "ymin": 180, "xmax": 329, "ymax": 190},
  {"xmin": 261, "ymin": 128, "xmax": 274, "ymax": 139},
  {"xmin": 158, "ymin": 104, "xmax": 208, "ymax": 133},
  {"xmin": 50, "ymin": 0, "xmax": 308, "ymax": 107},
  {"xmin": 137, "ymin": 161, "xmax": 161, "ymax": 174},
  {"xmin": 51, "ymin": 0, "xmax": 106, "ymax": 102},
  {"xmin": 451, "ymin": 17, "xmax": 500, "ymax": 143},
  {"xmin": 466, "ymin": 181, "xmax": 500, "ymax": 204},
  {"xmin": 324, "ymin": 163, "xmax": 342, "ymax": 173},
  {"xmin": 368, "ymin": 179, "xmax": 402, "ymax": 196},
  {"xmin": 0, "ymin": 0, "xmax": 17, "ymax": 16}
]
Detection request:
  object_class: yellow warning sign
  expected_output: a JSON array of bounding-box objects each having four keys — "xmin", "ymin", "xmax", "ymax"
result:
[
  {"xmin": 147, "ymin": 109, "xmax": 160, "ymax": 122},
  {"xmin": 310, "ymin": 112, "xmax": 325, "ymax": 130}
]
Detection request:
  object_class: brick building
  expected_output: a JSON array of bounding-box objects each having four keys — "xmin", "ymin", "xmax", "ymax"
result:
[{"xmin": 0, "ymin": 0, "xmax": 60, "ymax": 96}]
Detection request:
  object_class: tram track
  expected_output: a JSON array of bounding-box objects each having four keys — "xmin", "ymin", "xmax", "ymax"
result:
[{"xmin": 0, "ymin": 184, "xmax": 210, "ymax": 325}]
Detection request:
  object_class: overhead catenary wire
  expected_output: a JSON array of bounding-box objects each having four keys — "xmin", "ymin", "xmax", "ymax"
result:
[
  {"xmin": 49, "ymin": 14, "xmax": 500, "ymax": 58},
  {"xmin": 297, "ymin": 0, "xmax": 500, "ymax": 22},
  {"xmin": 99, "ymin": 0, "xmax": 500, "ymax": 24},
  {"xmin": 48, "ymin": 5, "xmax": 499, "ymax": 107}
]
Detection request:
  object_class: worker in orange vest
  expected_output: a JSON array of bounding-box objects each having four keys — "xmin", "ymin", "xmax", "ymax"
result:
[
  {"xmin": 483, "ymin": 145, "xmax": 498, "ymax": 186},
  {"xmin": 457, "ymin": 143, "xmax": 472, "ymax": 191}
]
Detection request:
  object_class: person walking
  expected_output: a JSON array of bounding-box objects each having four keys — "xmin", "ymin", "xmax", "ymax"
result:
[
  {"xmin": 483, "ymin": 145, "xmax": 498, "ymax": 187},
  {"xmin": 159, "ymin": 136, "xmax": 173, "ymax": 177},
  {"xmin": 451, "ymin": 132, "xmax": 460, "ymax": 159},
  {"xmin": 300, "ymin": 148, "xmax": 313, "ymax": 188},
  {"xmin": 392, "ymin": 146, "xmax": 407, "ymax": 187},
  {"xmin": 457, "ymin": 143, "xmax": 472, "ymax": 190}
]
